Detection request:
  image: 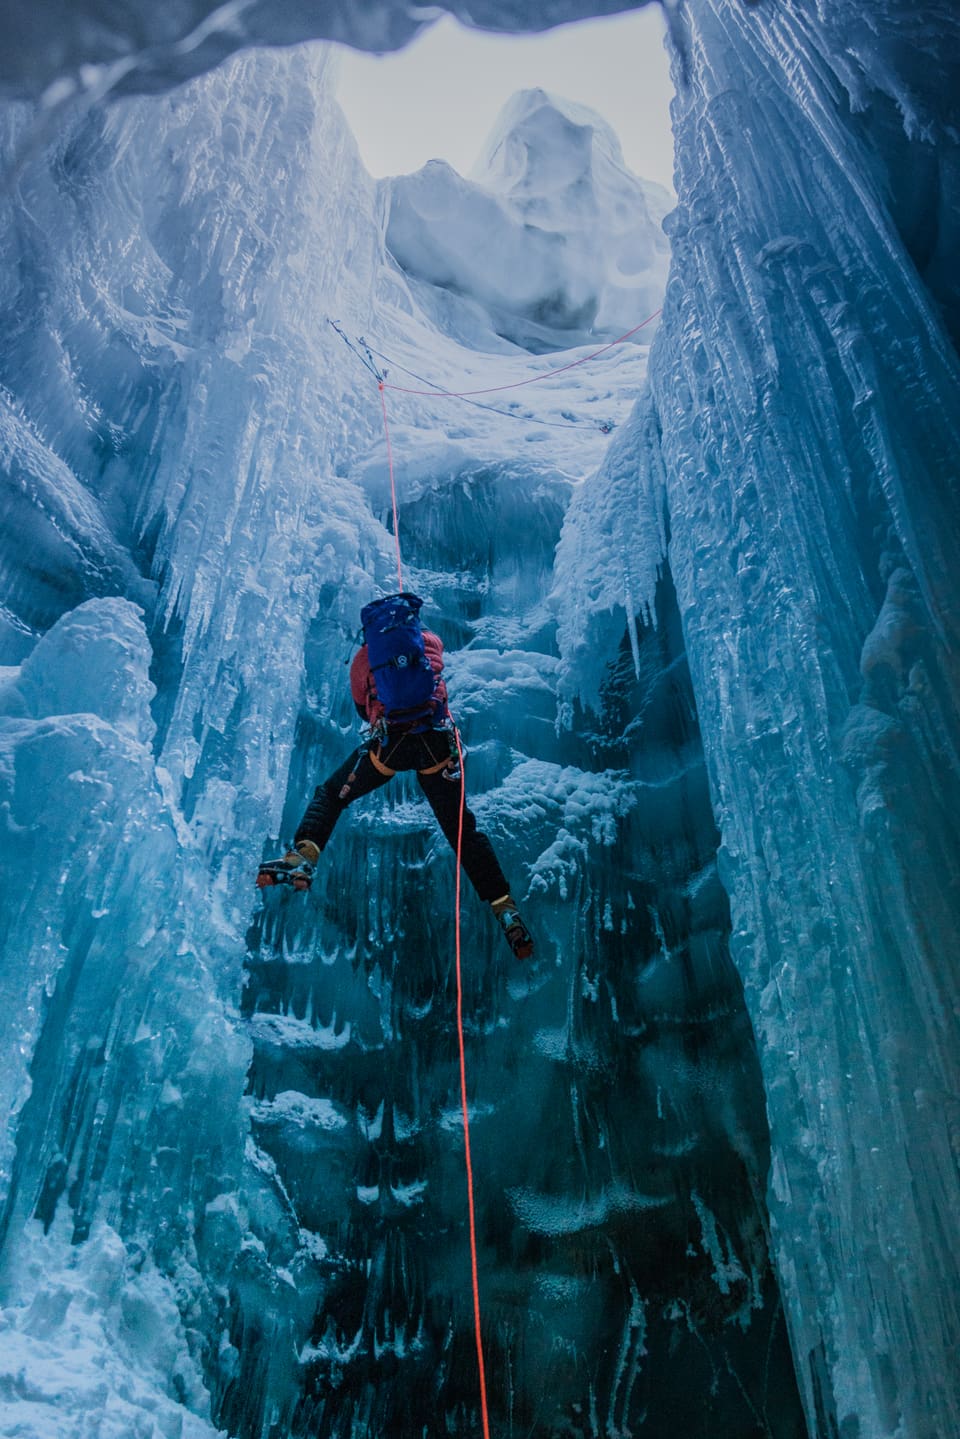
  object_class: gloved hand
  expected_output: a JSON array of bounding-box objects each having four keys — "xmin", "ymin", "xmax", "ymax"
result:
[{"xmin": 361, "ymin": 718, "xmax": 388, "ymax": 748}]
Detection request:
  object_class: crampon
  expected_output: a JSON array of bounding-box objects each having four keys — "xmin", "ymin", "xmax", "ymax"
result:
[
  {"xmin": 256, "ymin": 849, "xmax": 316, "ymax": 892},
  {"xmin": 493, "ymin": 899, "xmax": 535, "ymax": 960}
]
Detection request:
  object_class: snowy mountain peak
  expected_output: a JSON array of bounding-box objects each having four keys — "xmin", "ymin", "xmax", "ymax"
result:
[
  {"xmin": 473, "ymin": 86, "xmax": 628, "ymax": 193},
  {"xmin": 382, "ymin": 87, "xmax": 671, "ymax": 351}
]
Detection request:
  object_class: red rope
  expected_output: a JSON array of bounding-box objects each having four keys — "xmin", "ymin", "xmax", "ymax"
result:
[
  {"xmin": 383, "ymin": 307, "xmax": 661, "ymax": 399},
  {"xmin": 379, "ymin": 381, "xmax": 404, "ymax": 592},
  {"xmin": 452, "ymin": 722, "xmax": 491, "ymax": 1439}
]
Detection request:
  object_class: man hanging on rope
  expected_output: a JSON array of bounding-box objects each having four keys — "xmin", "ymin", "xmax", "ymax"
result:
[{"xmin": 256, "ymin": 592, "xmax": 535, "ymax": 961}]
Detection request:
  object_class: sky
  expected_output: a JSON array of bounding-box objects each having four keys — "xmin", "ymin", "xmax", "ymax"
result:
[{"xmin": 334, "ymin": 8, "xmax": 676, "ymax": 193}]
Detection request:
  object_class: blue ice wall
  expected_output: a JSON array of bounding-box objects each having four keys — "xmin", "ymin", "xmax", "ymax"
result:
[
  {"xmin": 0, "ymin": 1, "xmax": 959, "ymax": 1436},
  {"xmin": 0, "ymin": 46, "xmax": 394, "ymax": 1434},
  {"xmin": 633, "ymin": 2, "xmax": 960, "ymax": 1435}
]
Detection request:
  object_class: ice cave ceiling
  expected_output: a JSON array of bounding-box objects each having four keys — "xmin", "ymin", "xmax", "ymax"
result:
[{"xmin": 0, "ymin": 2, "xmax": 959, "ymax": 1438}]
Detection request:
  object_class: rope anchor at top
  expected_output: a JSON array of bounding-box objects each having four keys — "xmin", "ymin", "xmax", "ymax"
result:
[
  {"xmin": 328, "ymin": 308, "xmax": 661, "ymax": 437},
  {"xmin": 328, "ymin": 319, "xmax": 383, "ymax": 383},
  {"xmin": 378, "ymin": 306, "xmax": 661, "ymax": 399}
]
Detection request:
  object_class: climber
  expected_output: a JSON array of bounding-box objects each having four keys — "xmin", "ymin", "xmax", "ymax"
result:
[{"xmin": 256, "ymin": 592, "xmax": 534, "ymax": 961}]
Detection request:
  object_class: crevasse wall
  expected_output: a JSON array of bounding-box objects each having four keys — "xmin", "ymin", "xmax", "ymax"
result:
[
  {"xmin": 632, "ymin": 2, "xmax": 960, "ymax": 1435},
  {"xmin": 0, "ymin": 45, "xmax": 397, "ymax": 1435},
  {"xmin": 0, "ymin": 0, "xmax": 959, "ymax": 1436}
]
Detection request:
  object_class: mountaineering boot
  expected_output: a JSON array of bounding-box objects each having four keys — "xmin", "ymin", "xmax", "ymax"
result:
[
  {"xmin": 491, "ymin": 895, "xmax": 534, "ymax": 960},
  {"xmin": 256, "ymin": 839, "xmax": 320, "ymax": 891}
]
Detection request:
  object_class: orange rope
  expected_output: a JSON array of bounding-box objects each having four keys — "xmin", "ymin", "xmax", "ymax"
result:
[
  {"xmin": 452, "ymin": 721, "xmax": 490, "ymax": 1439},
  {"xmin": 379, "ymin": 380, "xmax": 404, "ymax": 592},
  {"xmin": 375, "ymin": 369, "xmax": 490, "ymax": 1429},
  {"xmin": 361, "ymin": 307, "xmax": 658, "ymax": 1433},
  {"xmin": 383, "ymin": 307, "xmax": 661, "ymax": 399}
]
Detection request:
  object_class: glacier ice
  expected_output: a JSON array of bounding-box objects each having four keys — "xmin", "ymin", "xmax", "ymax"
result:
[
  {"xmin": 644, "ymin": 4, "xmax": 960, "ymax": 1435},
  {"xmin": 0, "ymin": 0, "xmax": 959, "ymax": 1437}
]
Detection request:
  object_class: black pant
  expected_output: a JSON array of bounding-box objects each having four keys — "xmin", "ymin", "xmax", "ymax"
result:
[{"xmin": 295, "ymin": 730, "xmax": 510, "ymax": 904}]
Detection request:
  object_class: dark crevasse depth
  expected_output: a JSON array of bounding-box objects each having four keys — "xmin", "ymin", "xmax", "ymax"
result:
[{"xmin": 235, "ymin": 467, "xmax": 805, "ymax": 1436}]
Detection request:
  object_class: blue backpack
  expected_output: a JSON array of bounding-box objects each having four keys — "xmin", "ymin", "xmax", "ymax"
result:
[{"xmin": 360, "ymin": 592, "xmax": 439, "ymax": 727}]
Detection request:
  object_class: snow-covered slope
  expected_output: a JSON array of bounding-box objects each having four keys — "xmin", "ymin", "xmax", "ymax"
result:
[{"xmin": 383, "ymin": 88, "xmax": 670, "ymax": 349}]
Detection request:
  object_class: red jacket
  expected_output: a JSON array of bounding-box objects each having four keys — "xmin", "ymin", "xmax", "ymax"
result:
[{"xmin": 350, "ymin": 629, "xmax": 447, "ymax": 724}]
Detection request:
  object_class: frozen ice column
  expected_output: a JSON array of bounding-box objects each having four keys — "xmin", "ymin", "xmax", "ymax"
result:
[{"xmin": 654, "ymin": 1, "xmax": 960, "ymax": 1434}]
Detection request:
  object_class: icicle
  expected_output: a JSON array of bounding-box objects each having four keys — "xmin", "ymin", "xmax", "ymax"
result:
[{"xmin": 623, "ymin": 560, "xmax": 642, "ymax": 681}]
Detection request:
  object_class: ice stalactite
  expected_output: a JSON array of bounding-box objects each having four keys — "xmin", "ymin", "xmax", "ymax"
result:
[
  {"xmin": 0, "ymin": 46, "xmax": 391, "ymax": 1435},
  {"xmin": 0, "ymin": 599, "xmax": 243, "ymax": 1435},
  {"xmin": 0, "ymin": 44, "xmax": 389, "ymax": 878}
]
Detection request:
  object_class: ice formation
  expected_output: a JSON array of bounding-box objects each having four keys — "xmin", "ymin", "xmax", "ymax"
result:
[
  {"xmin": 1, "ymin": 1, "xmax": 959, "ymax": 1437},
  {"xmin": 0, "ymin": 2, "xmax": 663, "ymax": 103},
  {"xmin": 383, "ymin": 88, "xmax": 671, "ymax": 350}
]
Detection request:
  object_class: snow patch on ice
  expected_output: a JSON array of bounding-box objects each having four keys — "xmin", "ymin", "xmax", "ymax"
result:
[
  {"xmin": 476, "ymin": 760, "xmax": 636, "ymax": 899},
  {"xmin": 508, "ymin": 1182, "xmax": 670, "ymax": 1236},
  {"xmin": 250, "ymin": 1091, "xmax": 350, "ymax": 1132},
  {"xmin": 0, "ymin": 1220, "xmax": 219, "ymax": 1439},
  {"xmin": 5, "ymin": 598, "xmax": 157, "ymax": 742},
  {"xmin": 554, "ymin": 392, "xmax": 667, "ymax": 718},
  {"xmin": 247, "ymin": 1012, "xmax": 354, "ymax": 1053}
]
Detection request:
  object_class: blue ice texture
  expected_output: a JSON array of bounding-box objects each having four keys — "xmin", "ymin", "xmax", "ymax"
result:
[{"xmin": 0, "ymin": 1, "xmax": 958, "ymax": 1437}]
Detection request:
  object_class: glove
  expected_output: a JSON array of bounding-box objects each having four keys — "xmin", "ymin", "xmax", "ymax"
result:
[{"xmin": 361, "ymin": 718, "xmax": 388, "ymax": 747}]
